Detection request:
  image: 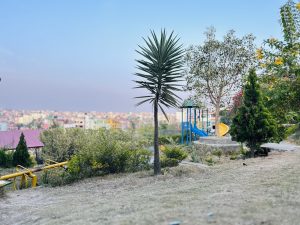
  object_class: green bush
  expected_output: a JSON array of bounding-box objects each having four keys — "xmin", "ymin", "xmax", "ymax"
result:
[
  {"xmin": 162, "ymin": 145, "xmax": 188, "ymax": 161},
  {"xmin": 229, "ymin": 152, "xmax": 238, "ymax": 160},
  {"xmin": 160, "ymin": 156, "xmax": 179, "ymax": 168},
  {"xmin": 41, "ymin": 169, "xmax": 75, "ymax": 187},
  {"xmin": 40, "ymin": 128, "xmax": 152, "ymax": 185},
  {"xmin": 68, "ymin": 147, "xmax": 152, "ymax": 179},
  {"xmin": 40, "ymin": 128, "xmax": 86, "ymax": 162},
  {"xmin": 127, "ymin": 149, "xmax": 152, "ymax": 172},
  {"xmin": 160, "ymin": 145, "xmax": 187, "ymax": 168},
  {"xmin": 0, "ymin": 150, "xmax": 12, "ymax": 167},
  {"xmin": 205, "ymin": 156, "xmax": 214, "ymax": 165},
  {"xmin": 212, "ymin": 149, "xmax": 222, "ymax": 159},
  {"xmin": 158, "ymin": 134, "xmax": 181, "ymax": 145},
  {"xmin": 96, "ymin": 145, "xmax": 131, "ymax": 174}
]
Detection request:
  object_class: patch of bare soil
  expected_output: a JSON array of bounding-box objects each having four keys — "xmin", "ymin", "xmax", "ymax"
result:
[{"xmin": 1, "ymin": 151, "xmax": 300, "ymax": 225}]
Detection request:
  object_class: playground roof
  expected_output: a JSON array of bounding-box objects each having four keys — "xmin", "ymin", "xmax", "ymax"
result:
[
  {"xmin": 0, "ymin": 129, "xmax": 44, "ymax": 150},
  {"xmin": 180, "ymin": 99, "xmax": 200, "ymax": 108}
]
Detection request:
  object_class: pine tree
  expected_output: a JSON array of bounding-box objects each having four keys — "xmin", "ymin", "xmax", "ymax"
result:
[
  {"xmin": 230, "ymin": 69, "xmax": 278, "ymax": 157},
  {"xmin": 13, "ymin": 132, "xmax": 32, "ymax": 167}
]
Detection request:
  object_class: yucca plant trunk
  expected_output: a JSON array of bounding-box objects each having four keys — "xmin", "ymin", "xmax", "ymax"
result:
[{"xmin": 153, "ymin": 100, "xmax": 161, "ymax": 175}]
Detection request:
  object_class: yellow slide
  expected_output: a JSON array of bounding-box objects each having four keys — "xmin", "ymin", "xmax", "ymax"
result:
[{"xmin": 217, "ymin": 123, "xmax": 229, "ymax": 136}]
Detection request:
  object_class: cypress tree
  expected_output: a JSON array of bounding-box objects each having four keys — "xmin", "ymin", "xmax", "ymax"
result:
[
  {"xmin": 13, "ymin": 132, "xmax": 32, "ymax": 167},
  {"xmin": 230, "ymin": 69, "xmax": 277, "ymax": 157}
]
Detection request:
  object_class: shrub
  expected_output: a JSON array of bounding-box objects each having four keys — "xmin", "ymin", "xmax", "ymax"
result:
[
  {"xmin": 162, "ymin": 145, "xmax": 187, "ymax": 161},
  {"xmin": 205, "ymin": 156, "xmax": 214, "ymax": 165},
  {"xmin": 127, "ymin": 149, "xmax": 151, "ymax": 172},
  {"xmin": 40, "ymin": 128, "xmax": 85, "ymax": 162},
  {"xmin": 158, "ymin": 134, "xmax": 181, "ymax": 145},
  {"xmin": 186, "ymin": 144, "xmax": 212, "ymax": 163},
  {"xmin": 41, "ymin": 128, "xmax": 152, "ymax": 184},
  {"xmin": 229, "ymin": 152, "xmax": 238, "ymax": 160},
  {"xmin": 41, "ymin": 169, "xmax": 75, "ymax": 187},
  {"xmin": 0, "ymin": 184, "xmax": 4, "ymax": 197},
  {"xmin": 212, "ymin": 149, "xmax": 222, "ymax": 159},
  {"xmin": 160, "ymin": 145, "xmax": 187, "ymax": 168},
  {"xmin": 160, "ymin": 156, "xmax": 179, "ymax": 168},
  {"xmin": 5, "ymin": 151, "xmax": 13, "ymax": 167},
  {"xmin": 0, "ymin": 150, "xmax": 12, "ymax": 167},
  {"xmin": 190, "ymin": 150, "xmax": 200, "ymax": 163},
  {"xmin": 65, "ymin": 129, "xmax": 152, "ymax": 180},
  {"xmin": 95, "ymin": 144, "xmax": 131, "ymax": 174}
]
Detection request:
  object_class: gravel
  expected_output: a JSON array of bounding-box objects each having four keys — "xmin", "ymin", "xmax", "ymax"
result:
[{"xmin": 1, "ymin": 151, "xmax": 300, "ymax": 225}]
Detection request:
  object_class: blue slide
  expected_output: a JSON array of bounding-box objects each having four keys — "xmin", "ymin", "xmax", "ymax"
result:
[{"xmin": 191, "ymin": 124, "xmax": 208, "ymax": 137}]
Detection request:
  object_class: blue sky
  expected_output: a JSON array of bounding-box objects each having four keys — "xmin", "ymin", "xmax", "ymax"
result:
[{"xmin": 0, "ymin": 0, "xmax": 288, "ymax": 112}]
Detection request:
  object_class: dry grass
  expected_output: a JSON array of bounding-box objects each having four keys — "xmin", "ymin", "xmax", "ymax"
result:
[{"xmin": 1, "ymin": 151, "xmax": 300, "ymax": 225}]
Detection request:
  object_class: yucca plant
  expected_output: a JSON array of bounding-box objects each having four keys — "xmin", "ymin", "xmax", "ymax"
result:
[{"xmin": 134, "ymin": 30, "xmax": 184, "ymax": 175}]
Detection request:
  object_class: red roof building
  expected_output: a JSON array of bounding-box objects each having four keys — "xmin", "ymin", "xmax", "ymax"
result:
[{"xmin": 0, "ymin": 130, "xmax": 44, "ymax": 150}]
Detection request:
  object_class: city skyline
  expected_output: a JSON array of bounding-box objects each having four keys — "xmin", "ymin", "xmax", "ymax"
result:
[{"xmin": 0, "ymin": 0, "xmax": 286, "ymax": 112}]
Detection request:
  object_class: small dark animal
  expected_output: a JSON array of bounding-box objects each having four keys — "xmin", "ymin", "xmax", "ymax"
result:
[{"xmin": 243, "ymin": 163, "xmax": 247, "ymax": 166}]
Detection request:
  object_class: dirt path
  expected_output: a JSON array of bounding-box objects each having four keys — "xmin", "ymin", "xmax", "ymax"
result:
[{"xmin": 1, "ymin": 151, "xmax": 300, "ymax": 225}]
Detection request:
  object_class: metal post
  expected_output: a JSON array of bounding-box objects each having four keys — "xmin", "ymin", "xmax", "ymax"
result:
[
  {"xmin": 194, "ymin": 108, "xmax": 196, "ymax": 141},
  {"xmin": 181, "ymin": 108, "xmax": 183, "ymax": 144},
  {"xmin": 189, "ymin": 108, "xmax": 192, "ymax": 144},
  {"xmin": 206, "ymin": 109, "xmax": 209, "ymax": 134},
  {"xmin": 186, "ymin": 108, "xmax": 188, "ymax": 144},
  {"xmin": 201, "ymin": 109, "xmax": 204, "ymax": 129},
  {"xmin": 198, "ymin": 109, "xmax": 200, "ymax": 126}
]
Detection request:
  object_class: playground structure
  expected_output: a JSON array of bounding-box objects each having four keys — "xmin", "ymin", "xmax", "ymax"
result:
[
  {"xmin": 180, "ymin": 99, "xmax": 229, "ymax": 145},
  {"xmin": 0, "ymin": 160, "xmax": 67, "ymax": 190},
  {"xmin": 217, "ymin": 122, "xmax": 230, "ymax": 137}
]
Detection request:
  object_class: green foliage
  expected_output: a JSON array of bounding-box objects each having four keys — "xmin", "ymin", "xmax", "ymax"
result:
[
  {"xmin": 41, "ymin": 128, "xmax": 152, "ymax": 183},
  {"xmin": 160, "ymin": 145, "xmax": 187, "ymax": 168},
  {"xmin": 160, "ymin": 156, "xmax": 179, "ymax": 168},
  {"xmin": 187, "ymin": 144, "xmax": 213, "ymax": 164},
  {"xmin": 40, "ymin": 128, "xmax": 86, "ymax": 162},
  {"xmin": 288, "ymin": 125, "xmax": 300, "ymax": 144},
  {"xmin": 64, "ymin": 129, "xmax": 152, "ymax": 180},
  {"xmin": 134, "ymin": 29, "xmax": 185, "ymax": 117},
  {"xmin": 212, "ymin": 149, "xmax": 222, "ymax": 159},
  {"xmin": 134, "ymin": 29, "xmax": 184, "ymax": 175},
  {"xmin": 190, "ymin": 150, "xmax": 200, "ymax": 163},
  {"xmin": 204, "ymin": 156, "xmax": 214, "ymax": 165},
  {"xmin": 230, "ymin": 70, "xmax": 278, "ymax": 157},
  {"xmin": 162, "ymin": 145, "xmax": 187, "ymax": 161},
  {"xmin": 12, "ymin": 133, "xmax": 32, "ymax": 167},
  {"xmin": 158, "ymin": 134, "xmax": 181, "ymax": 145},
  {"xmin": 239, "ymin": 145, "xmax": 250, "ymax": 158},
  {"xmin": 41, "ymin": 169, "xmax": 75, "ymax": 187},
  {"xmin": 127, "ymin": 149, "xmax": 152, "ymax": 172},
  {"xmin": 0, "ymin": 150, "xmax": 13, "ymax": 167},
  {"xmin": 136, "ymin": 125, "xmax": 154, "ymax": 145},
  {"xmin": 229, "ymin": 152, "xmax": 238, "ymax": 160},
  {"xmin": 258, "ymin": 1, "xmax": 300, "ymax": 126}
]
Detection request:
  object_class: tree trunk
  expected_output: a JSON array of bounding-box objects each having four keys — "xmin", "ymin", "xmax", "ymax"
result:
[
  {"xmin": 153, "ymin": 100, "xmax": 161, "ymax": 175},
  {"xmin": 215, "ymin": 103, "xmax": 220, "ymax": 136}
]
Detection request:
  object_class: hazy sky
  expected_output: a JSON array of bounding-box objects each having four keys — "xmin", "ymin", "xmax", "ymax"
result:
[{"xmin": 0, "ymin": 0, "xmax": 287, "ymax": 112}]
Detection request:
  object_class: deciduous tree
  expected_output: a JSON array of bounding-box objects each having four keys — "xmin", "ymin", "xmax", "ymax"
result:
[{"xmin": 185, "ymin": 27, "xmax": 255, "ymax": 135}]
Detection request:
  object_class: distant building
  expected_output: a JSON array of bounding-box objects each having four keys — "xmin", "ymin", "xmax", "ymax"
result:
[{"xmin": 0, "ymin": 122, "xmax": 8, "ymax": 131}]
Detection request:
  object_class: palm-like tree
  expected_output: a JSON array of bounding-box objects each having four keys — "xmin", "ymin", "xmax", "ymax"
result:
[{"xmin": 134, "ymin": 30, "xmax": 184, "ymax": 175}]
